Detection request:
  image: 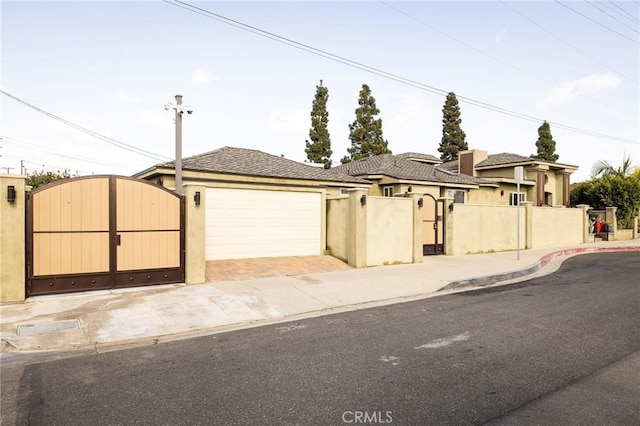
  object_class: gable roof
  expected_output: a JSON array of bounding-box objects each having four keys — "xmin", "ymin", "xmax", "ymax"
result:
[
  {"xmin": 155, "ymin": 146, "xmax": 371, "ymax": 184},
  {"xmin": 438, "ymin": 153, "xmax": 578, "ymax": 172},
  {"xmin": 330, "ymin": 154, "xmax": 491, "ymax": 186}
]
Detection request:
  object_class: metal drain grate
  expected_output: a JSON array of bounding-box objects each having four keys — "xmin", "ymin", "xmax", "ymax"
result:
[{"xmin": 17, "ymin": 319, "xmax": 81, "ymax": 336}]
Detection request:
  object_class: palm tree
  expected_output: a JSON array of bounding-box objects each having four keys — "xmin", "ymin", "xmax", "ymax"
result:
[{"xmin": 591, "ymin": 155, "xmax": 634, "ymax": 178}]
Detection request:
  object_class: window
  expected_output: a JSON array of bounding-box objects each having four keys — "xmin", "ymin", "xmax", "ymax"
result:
[
  {"xmin": 545, "ymin": 192, "xmax": 553, "ymax": 206},
  {"xmin": 447, "ymin": 189, "xmax": 465, "ymax": 203},
  {"xmin": 383, "ymin": 187, "xmax": 394, "ymax": 197},
  {"xmin": 510, "ymin": 192, "xmax": 526, "ymax": 206}
]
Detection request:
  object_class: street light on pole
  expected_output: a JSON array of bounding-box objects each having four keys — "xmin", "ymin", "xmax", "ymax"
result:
[{"xmin": 164, "ymin": 95, "xmax": 193, "ymax": 196}]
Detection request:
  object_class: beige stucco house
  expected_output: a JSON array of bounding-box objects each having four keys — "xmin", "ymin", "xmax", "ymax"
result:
[
  {"xmin": 133, "ymin": 146, "xmax": 579, "ymax": 264},
  {"xmin": 134, "ymin": 146, "xmax": 370, "ymax": 261},
  {"xmin": 438, "ymin": 150, "xmax": 578, "ymax": 206},
  {"xmin": 331, "ymin": 149, "xmax": 578, "ymax": 207},
  {"xmin": 330, "ymin": 151, "xmax": 498, "ymax": 202}
]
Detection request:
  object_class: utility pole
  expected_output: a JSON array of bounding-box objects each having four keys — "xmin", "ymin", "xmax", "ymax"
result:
[
  {"xmin": 164, "ymin": 95, "xmax": 193, "ymax": 196},
  {"xmin": 175, "ymin": 94, "xmax": 183, "ymax": 196}
]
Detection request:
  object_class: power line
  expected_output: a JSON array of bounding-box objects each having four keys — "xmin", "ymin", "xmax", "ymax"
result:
[
  {"xmin": 554, "ymin": 0, "xmax": 639, "ymax": 44},
  {"xmin": 0, "ymin": 90, "xmax": 171, "ymax": 162},
  {"xmin": 164, "ymin": 0, "xmax": 638, "ymax": 145},
  {"xmin": 10, "ymin": 158, "xmax": 94, "ymax": 176},
  {"xmin": 607, "ymin": 1, "xmax": 640, "ymax": 23},
  {"xmin": 500, "ymin": 1, "xmax": 638, "ymax": 86},
  {"xmin": 380, "ymin": 1, "xmax": 550, "ymax": 85},
  {"xmin": 381, "ymin": 0, "xmax": 628, "ymax": 107},
  {"xmin": 1, "ymin": 135, "xmax": 136, "ymax": 167},
  {"xmin": 586, "ymin": 0, "xmax": 639, "ymax": 33}
]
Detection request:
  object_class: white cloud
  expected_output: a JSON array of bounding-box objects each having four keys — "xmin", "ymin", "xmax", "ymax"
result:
[
  {"xmin": 542, "ymin": 73, "xmax": 621, "ymax": 106},
  {"xmin": 110, "ymin": 90, "xmax": 140, "ymax": 104},
  {"xmin": 191, "ymin": 69, "xmax": 218, "ymax": 87},
  {"xmin": 268, "ymin": 108, "xmax": 308, "ymax": 135},
  {"xmin": 139, "ymin": 109, "xmax": 173, "ymax": 132}
]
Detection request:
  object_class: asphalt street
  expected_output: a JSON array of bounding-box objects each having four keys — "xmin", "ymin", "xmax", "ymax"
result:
[{"xmin": 2, "ymin": 252, "xmax": 639, "ymax": 425}]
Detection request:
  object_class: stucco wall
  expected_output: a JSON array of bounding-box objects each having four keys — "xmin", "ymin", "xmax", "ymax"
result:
[
  {"xmin": 467, "ymin": 187, "xmax": 496, "ymax": 205},
  {"xmin": 467, "ymin": 184, "xmax": 538, "ymax": 206},
  {"xmin": 326, "ymin": 198, "xmax": 349, "ymax": 262},
  {"xmin": 365, "ymin": 196, "xmax": 413, "ymax": 266},
  {"xmin": 613, "ymin": 229, "xmax": 633, "ymax": 241},
  {"xmin": 0, "ymin": 175, "xmax": 26, "ymax": 302},
  {"xmin": 183, "ymin": 184, "xmax": 205, "ymax": 284},
  {"xmin": 448, "ymin": 204, "xmax": 526, "ymax": 255},
  {"xmin": 531, "ymin": 207, "xmax": 584, "ymax": 248}
]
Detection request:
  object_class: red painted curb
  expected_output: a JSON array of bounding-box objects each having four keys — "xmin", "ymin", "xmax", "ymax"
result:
[{"xmin": 539, "ymin": 246, "xmax": 640, "ymax": 268}]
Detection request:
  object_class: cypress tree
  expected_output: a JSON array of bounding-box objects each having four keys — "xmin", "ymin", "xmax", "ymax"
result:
[
  {"xmin": 531, "ymin": 121, "xmax": 559, "ymax": 162},
  {"xmin": 342, "ymin": 84, "xmax": 391, "ymax": 164},
  {"xmin": 438, "ymin": 92, "xmax": 467, "ymax": 162},
  {"xmin": 305, "ymin": 80, "xmax": 332, "ymax": 168}
]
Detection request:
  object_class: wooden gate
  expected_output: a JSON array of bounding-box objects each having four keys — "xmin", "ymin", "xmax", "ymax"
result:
[
  {"xmin": 422, "ymin": 194, "xmax": 445, "ymax": 255},
  {"xmin": 26, "ymin": 176, "xmax": 184, "ymax": 296}
]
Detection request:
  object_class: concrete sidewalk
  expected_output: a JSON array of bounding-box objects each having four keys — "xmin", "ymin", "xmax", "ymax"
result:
[{"xmin": 1, "ymin": 240, "xmax": 638, "ymax": 355}]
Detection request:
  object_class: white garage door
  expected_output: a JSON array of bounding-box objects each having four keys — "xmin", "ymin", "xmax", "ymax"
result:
[{"xmin": 205, "ymin": 188, "xmax": 322, "ymax": 260}]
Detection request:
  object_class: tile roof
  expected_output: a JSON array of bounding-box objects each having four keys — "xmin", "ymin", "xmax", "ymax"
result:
[
  {"xmin": 158, "ymin": 146, "xmax": 371, "ymax": 184},
  {"xmin": 477, "ymin": 153, "xmax": 537, "ymax": 167},
  {"xmin": 478, "ymin": 153, "xmax": 578, "ymax": 169},
  {"xmin": 330, "ymin": 154, "xmax": 490, "ymax": 186},
  {"xmin": 438, "ymin": 160, "xmax": 459, "ymax": 173},
  {"xmin": 438, "ymin": 153, "xmax": 578, "ymax": 171},
  {"xmin": 394, "ymin": 152, "xmax": 442, "ymax": 163}
]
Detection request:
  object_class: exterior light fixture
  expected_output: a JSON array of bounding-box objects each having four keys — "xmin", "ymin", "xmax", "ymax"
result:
[
  {"xmin": 417, "ymin": 198, "xmax": 423, "ymax": 208},
  {"xmin": 360, "ymin": 195, "xmax": 367, "ymax": 206},
  {"xmin": 7, "ymin": 185, "xmax": 16, "ymax": 203},
  {"xmin": 449, "ymin": 202, "xmax": 454, "ymax": 212},
  {"xmin": 194, "ymin": 191, "xmax": 201, "ymax": 206}
]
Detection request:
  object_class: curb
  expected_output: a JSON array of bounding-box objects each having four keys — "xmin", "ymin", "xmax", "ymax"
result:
[
  {"xmin": 441, "ymin": 246, "xmax": 640, "ymax": 291},
  {"xmin": 2, "ymin": 245, "xmax": 638, "ymax": 358}
]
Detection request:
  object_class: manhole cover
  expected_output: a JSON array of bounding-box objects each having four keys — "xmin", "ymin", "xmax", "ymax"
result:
[{"xmin": 17, "ymin": 319, "xmax": 81, "ymax": 336}]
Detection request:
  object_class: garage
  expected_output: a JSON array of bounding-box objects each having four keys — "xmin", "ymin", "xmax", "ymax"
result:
[{"xmin": 205, "ymin": 187, "xmax": 322, "ymax": 260}]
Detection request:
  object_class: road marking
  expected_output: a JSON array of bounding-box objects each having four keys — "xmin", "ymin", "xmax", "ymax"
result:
[
  {"xmin": 414, "ymin": 332, "xmax": 470, "ymax": 349},
  {"xmin": 379, "ymin": 355, "xmax": 399, "ymax": 365},
  {"xmin": 275, "ymin": 324, "xmax": 308, "ymax": 333}
]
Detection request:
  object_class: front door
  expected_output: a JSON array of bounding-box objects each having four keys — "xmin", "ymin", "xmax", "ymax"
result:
[{"xmin": 422, "ymin": 194, "xmax": 444, "ymax": 255}]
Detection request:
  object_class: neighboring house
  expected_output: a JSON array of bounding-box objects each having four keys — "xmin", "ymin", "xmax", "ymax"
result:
[
  {"xmin": 330, "ymin": 149, "xmax": 578, "ymax": 207},
  {"xmin": 330, "ymin": 152, "xmax": 498, "ymax": 203},
  {"xmin": 438, "ymin": 150, "xmax": 578, "ymax": 206},
  {"xmin": 134, "ymin": 146, "xmax": 370, "ymax": 261}
]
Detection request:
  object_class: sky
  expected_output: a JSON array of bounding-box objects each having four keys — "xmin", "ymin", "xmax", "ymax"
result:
[{"xmin": 1, "ymin": 0, "xmax": 638, "ymax": 183}]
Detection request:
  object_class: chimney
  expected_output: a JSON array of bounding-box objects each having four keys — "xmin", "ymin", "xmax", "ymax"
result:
[{"xmin": 458, "ymin": 149, "xmax": 488, "ymax": 176}]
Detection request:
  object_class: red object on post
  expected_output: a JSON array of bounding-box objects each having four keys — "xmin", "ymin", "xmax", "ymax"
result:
[{"xmin": 594, "ymin": 221, "xmax": 604, "ymax": 233}]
